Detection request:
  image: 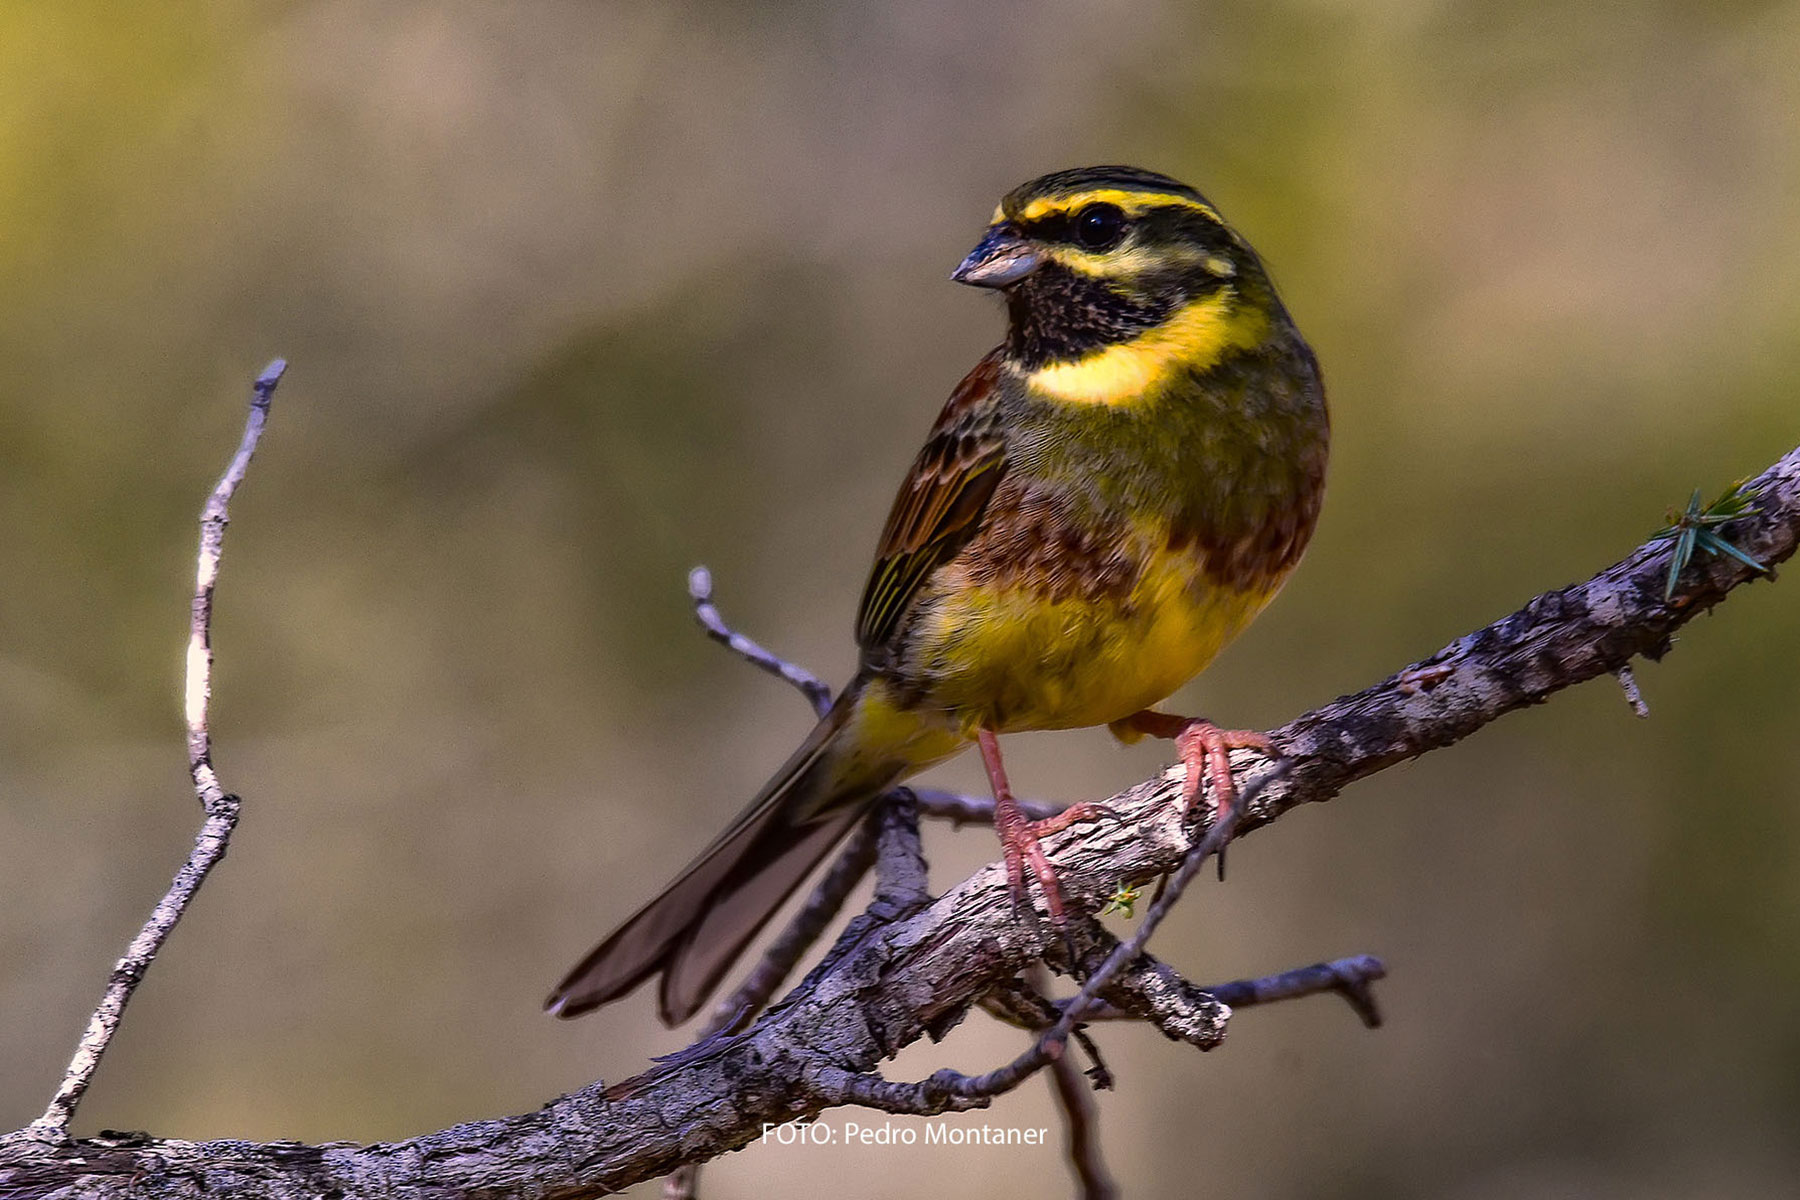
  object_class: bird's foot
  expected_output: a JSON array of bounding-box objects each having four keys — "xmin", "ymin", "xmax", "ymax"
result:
[
  {"xmin": 1174, "ymin": 721, "xmax": 1277, "ymax": 818},
  {"xmin": 1111, "ymin": 711, "xmax": 1278, "ymax": 879},
  {"xmin": 996, "ymin": 802, "xmax": 1108, "ymax": 925},
  {"xmin": 978, "ymin": 730, "xmax": 1105, "ymax": 928}
]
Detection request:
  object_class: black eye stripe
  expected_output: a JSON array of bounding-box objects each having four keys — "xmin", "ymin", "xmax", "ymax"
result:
[
  {"xmin": 1024, "ymin": 212, "xmax": 1073, "ymax": 243},
  {"xmin": 1021, "ymin": 202, "xmax": 1130, "ymax": 251}
]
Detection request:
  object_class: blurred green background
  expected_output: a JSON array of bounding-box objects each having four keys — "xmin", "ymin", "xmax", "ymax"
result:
[{"xmin": 3, "ymin": 2, "xmax": 1798, "ymax": 1196}]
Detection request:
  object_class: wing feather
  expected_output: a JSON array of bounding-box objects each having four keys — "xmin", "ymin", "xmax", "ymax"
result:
[{"xmin": 855, "ymin": 351, "xmax": 1009, "ymax": 653}]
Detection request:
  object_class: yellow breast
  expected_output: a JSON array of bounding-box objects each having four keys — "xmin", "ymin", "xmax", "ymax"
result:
[{"xmin": 915, "ymin": 535, "xmax": 1281, "ymax": 735}]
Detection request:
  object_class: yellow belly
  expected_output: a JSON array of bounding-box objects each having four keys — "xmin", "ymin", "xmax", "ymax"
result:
[{"xmin": 914, "ymin": 541, "xmax": 1280, "ymax": 734}]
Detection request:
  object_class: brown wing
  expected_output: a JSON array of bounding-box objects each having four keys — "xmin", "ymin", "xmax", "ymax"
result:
[{"xmin": 855, "ymin": 350, "xmax": 1010, "ymax": 655}]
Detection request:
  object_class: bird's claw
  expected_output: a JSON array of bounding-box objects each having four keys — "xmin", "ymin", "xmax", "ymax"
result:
[
  {"xmin": 998, "ymin": 803, "xmax": 1108, "ymax": 927},
  {"xmin": 1173, "ymin": 721, "xmax": 1276, "ymax": 818},
  {"xmin": 1173, "ymin": 720, "xmax": 1276, "ymax": 881},
  {"xmin": 1114, "ymin": 710, "xmax": 1278, "ymax": 882}
]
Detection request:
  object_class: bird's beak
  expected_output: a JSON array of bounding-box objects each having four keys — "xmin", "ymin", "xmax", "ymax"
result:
[{"xmin": 951, "ymin": 223, "xmax": 1045, "ymax": 288}]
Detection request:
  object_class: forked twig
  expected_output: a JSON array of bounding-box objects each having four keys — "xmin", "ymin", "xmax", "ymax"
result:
[
  {"xmin": 1201, "ymin": 954, "xmax": 1388, "ymax": 1028},
  {"xmin": 26, "ymin": 360, "xmax": 286, "ymax": 1141},
  {"xmin": 809, "ymin": 766, "xmax": 1285, "ymax": 1116},
  {"xmin": 1065, "ymin": 953, "xmax": 1389, "ymax": 1030}
]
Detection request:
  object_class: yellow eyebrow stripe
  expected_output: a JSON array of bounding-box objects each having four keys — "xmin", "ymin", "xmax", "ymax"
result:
[
  {"xmin": 1018, "ymin": 189, "xmax": 1221, "ymax": 224},
  {"xmin": 1021, "ymin": 289, "xmax": 1265, "ymax": 406}
]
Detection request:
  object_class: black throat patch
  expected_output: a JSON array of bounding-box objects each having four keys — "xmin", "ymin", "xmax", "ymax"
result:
[{"xmin": 1004, "ymin": 265, "xmax": 1181, "ymax": 370}]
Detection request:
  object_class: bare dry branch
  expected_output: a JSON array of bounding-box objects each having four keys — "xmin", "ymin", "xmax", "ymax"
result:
[
  {"xmin": 912, "ymin": 786, "xmax": 1065, "ymax": 826},
  {"xmin": 688, "ymin": 565, "xmax": 832, "ymax": 718},
  {"xmin": 807, "ymin": 768, "xmax": 1262, "ymax": 1117},
  {"xmin": 23, "ymin": 360, "xmax": 286, "ymax": 1143},
  {"xmin": 1197, "ymin": 955, "xmax": 1387, "ymax": 1028},
  {"xmin": 871, "ymin": 791, "xmax": 930, "ymax": 913},
  {"xmin": 1060, "ymin": 926, "xmax": 1232, "ymax": 1050},
  {"xmin": 1047, "ymin": 1049, "xmax": 1118, "ymax": 1200},
  {"xmin": 4, "ymin": 442, "xmax": 1795, "ymax": 1197},
  {"xmin": 1052, "ymin": 953, "xmax": 1387, "ymax": 1033}
]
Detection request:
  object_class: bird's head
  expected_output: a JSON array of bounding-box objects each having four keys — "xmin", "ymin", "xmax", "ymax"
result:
[{"xmin": 953, "ymin": 166, "xmax": 1282, "ymax": 391}]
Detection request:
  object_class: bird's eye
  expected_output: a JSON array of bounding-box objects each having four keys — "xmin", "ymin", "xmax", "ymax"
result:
[{"xmin": 1073, "ymin": 203, "xmax": 1127, "ymax": 251}]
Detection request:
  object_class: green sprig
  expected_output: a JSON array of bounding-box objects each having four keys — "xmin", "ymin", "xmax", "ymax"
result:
[
  {"xmin": 1099, "ymin": 880, "xmax": 1143, "ymax": 919},
  {"xmin": 1653, "ymin": 478, "xmax": 1769, "ymax": 601}
]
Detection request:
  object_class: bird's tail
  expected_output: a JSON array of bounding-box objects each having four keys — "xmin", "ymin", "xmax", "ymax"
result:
[{"xmin": 545, "ymin": 677, "xmax": 957, "ymax": 1025}]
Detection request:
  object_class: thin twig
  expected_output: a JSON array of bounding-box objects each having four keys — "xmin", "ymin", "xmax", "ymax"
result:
[
  {"xmin": 688, "ymin": 565, "xmax": 832, "ymax": 718},
  {"xmin": 1614, "ymin": 664, "xmax": 1650, "ymax": 717},
  {"xmin": 1028, "ymin": 964, "xmax": 1118, "ymax": 1200},
  {"xmin": 912, "ymin": 786, "xmax": 1065, "ymax": 826},
  {"xmin": 982, "ymin": 970, "xmax": 1114, "ymax": 1088},
  {"xmin": 1193, "ymin": 955, "xmax": 1387, "ymax": 1028},
  {"xmin": 1047, "ymin": 1050, "xmax": 1118, "ymax": 1200},
  {"xmin": 26, "ymin": 360, "xmax": 286, "ymax": 1142}
]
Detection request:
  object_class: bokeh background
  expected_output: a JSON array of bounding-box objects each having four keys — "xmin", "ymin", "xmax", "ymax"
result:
[{"xmin": 3, "ymin": 2, "xmax": 1798, "ymax": 1196}]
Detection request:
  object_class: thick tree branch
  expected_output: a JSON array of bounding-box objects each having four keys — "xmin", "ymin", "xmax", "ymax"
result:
[
  {"xmin": 1236, "ymin": 447, "xmax": 1797, "ymax": 838},
  {"xmin": 5, "ymin": 443, "xmax": 1795, "ymax": 1198}
]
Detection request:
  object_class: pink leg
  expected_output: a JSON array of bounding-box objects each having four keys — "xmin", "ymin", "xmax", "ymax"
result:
[{"xmin": 977, "ymin": 729, "xmax": 1103, "ymax": 925}]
